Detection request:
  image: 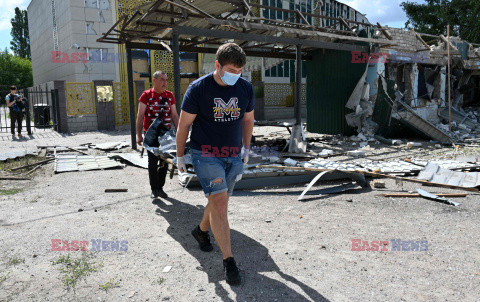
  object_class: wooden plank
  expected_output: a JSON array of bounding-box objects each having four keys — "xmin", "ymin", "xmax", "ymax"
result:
[
  {"xmin": 414, "ymin": 30, "xmax": 431, "ymax": 49},
  {"xmin": 376, "ymin": 22, "xmax": 393, "ymax": 40},
  {"xmin": 25, "ymin": 165, "xmax": 42, "ymax": 176},
  {"xmin": 10, "ymin": 158, "xmax": 55, "ymax": 171},
  {"xmin": 0, "ymin": 176, "xmax": 31, "ymax": 180}
]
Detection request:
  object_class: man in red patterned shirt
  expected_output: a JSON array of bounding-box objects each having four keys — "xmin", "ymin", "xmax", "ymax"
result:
[{"xmin": 136, "ymin": 71, "xmax": 179, "ymax": 198}]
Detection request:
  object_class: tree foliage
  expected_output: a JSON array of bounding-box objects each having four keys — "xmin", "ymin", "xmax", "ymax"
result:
[
  {"xmin": 10, "ymin": 7, "xmax": 31, "ymax": 59},
  {"xmin": 401, "ymin": 0, "xmax": 480, "ymax": 43},
  {"xmin": 0, "ymin": 50, "xmax": 33, "ymax": 88}
]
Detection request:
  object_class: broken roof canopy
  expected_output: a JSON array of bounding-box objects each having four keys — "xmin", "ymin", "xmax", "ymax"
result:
[{"xmin": 98, "ymin": 0, "xmax": 394, "ymax": 58}]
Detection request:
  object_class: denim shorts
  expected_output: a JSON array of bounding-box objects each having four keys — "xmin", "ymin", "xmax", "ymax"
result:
[{"xmin": 191, "ymin": 148, "xmax": 244, "ymax": 197}]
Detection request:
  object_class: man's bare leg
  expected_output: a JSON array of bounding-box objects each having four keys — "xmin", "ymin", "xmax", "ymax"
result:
[
  {"xmin": 199, "ymin": 201, "xmax": 212, "ymax": 231},
  {"xmin": 207, "ymin": 191, "xmax": 232, "ymax": 259}
]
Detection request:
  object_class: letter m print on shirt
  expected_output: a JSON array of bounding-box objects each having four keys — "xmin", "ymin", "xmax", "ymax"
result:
[{"xmin": 213, "ymin": 98, "xmax": 240, "ymax": 119}]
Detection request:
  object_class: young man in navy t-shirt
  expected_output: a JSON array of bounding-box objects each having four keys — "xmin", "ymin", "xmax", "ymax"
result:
[{"xmin": 176, "ymin": 43, "xmax": 254, "ymax": 285}]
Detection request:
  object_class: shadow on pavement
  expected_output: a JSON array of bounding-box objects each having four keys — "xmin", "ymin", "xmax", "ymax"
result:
[{"xmin": 154, "ymin": 196, "xmax": 330, "ymax": 301}]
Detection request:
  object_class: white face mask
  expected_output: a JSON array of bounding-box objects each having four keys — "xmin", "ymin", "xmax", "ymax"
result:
[{"xmin": 219, "ymin": 66, "xmax": 241, "ymax": 86}]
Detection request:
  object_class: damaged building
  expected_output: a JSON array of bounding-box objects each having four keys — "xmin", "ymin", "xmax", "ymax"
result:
[{"xmin": 340, "ymin": 27, "xmax": 480, "ymax": 144}]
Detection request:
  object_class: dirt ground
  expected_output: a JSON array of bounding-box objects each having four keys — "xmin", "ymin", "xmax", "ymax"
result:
[{"xmin": 0, "ymin": 128, "xmax": 479, "ymax": 301}]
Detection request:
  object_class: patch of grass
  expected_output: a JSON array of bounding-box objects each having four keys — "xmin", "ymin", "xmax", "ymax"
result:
[
  {"xmin": 0, "ymin": 188, "xmax": 23, "ymax": 196},
  {"xmin": 51, "ymin": 253, "xmax": 100, "ymax": 289},
  {"xmin": 6, "ymin": 255, "xmax": 25, "ymax": 266},
  {"xmin": 99, "ymin": 275, "xmax": 120, "ymax": 292},
  {"xmin": 0, "ymin": 271, "xmax": 10, "ymax": 284},
  {"xmin": 152, "ymin": 276, "xmax": 165, "ymax": 285},
  {"xmin": 0, "ymin": 155, "xmax": 40, "ymax": 172}
]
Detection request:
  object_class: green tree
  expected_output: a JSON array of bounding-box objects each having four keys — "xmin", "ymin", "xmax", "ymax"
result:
[
  {"xmin": 401, "ymin": 0, "xmax": 480, "ymax": 43},
  {"xmin": 10, "ymin": 7, "xmax": 31, "ymax": 59},
  {"xmin": 0, "ymin": 50, "xmax": 33, "ymax": 88}
]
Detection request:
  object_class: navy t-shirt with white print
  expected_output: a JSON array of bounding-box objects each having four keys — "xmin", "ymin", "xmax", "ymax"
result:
[{"xmin": 181, "ymin": 72, "xmax": 254, "ymax": 157}]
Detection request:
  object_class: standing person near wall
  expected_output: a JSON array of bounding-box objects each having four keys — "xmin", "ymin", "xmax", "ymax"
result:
[
  {"xmin": 136, "ymin": 71, "xmax": 179, "ymax": 198},
  {"xmin": 175, "ymin": 43, "xmax": 255, "ymax": 285},
  {"xmin": 5, "ymin": 86, "xmax": 24, "ymax": 139}
]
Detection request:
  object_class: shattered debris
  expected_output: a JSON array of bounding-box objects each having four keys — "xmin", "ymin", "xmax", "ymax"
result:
[
  {"xmin": 372, "ymin": 180, "xmax": 386, "ymax": 188},
  {"xmin": 346, "ymin": 150, "xmax": 366, "ymax": 157}
]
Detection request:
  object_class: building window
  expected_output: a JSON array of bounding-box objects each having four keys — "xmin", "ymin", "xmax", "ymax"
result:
[
  {"xmin": 290, "ymin": 0, "xmax": 312, "ymax": 24},
  {"xmin": 265, "ymin": 60, "xmax": 306, "ymax": 79},
  {"xmin": 263, "ymin": 0, "xmax": 284, "ymax": 21}
]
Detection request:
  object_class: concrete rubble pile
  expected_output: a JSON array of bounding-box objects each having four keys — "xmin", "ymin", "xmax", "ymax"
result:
[{"xmin": 344, "ymin": 28, "xmax": 480, "ymax": 145}]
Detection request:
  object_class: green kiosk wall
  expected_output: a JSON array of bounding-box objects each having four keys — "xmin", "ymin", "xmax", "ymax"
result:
[{"xmin": 306, "ymin": 48, "xmax": 368, "ymax": 135}]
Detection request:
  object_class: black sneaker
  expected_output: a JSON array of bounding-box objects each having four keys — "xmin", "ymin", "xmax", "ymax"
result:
[
  {"xmin": 223, "ymin": 257, "xmax": 241, "ymax": 285},
  {"xmin": 151, "ymin": 190, "xmax": 158, "ymax": 198},
  {"xmin": 157, "ymin": 189, "xmax": 168, "ymax": 198},
  {"xmin": 191, "ymin": 225, "xmax": 213, "ymax": 252}
]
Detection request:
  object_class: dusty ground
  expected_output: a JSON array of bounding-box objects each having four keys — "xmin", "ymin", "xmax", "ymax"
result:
[{"xmin": 0, "ymin": 128, "xmax": 479, "ymax": 301}]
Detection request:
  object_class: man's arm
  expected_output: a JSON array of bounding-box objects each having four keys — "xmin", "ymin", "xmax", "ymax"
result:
[
  {"xmin": 176, "ymin": 110, "xmax": 197, "ymax": 157},
  {"xmin": 6, "ymin": 95, "xmax": 15, "ymax": 107},
  {"xmin": 170, "ymin": 104, "xmax": 179, "ymax": 130},
  {"xmin": 136, "ymin": 102, "xmax": 147, "ymax": 145},
  {"xmin": 242, "ymin": 110, "xmax": 254, "ymax": 148}
]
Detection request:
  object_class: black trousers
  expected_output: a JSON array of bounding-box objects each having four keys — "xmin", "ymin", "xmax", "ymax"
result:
[
  {"xmin": 147, "ymin": 151, "xmax": 168, "ymax": 190},
  {"xmin": 10, "ymin": 110, "xmax": 23, "ymax": 134}
]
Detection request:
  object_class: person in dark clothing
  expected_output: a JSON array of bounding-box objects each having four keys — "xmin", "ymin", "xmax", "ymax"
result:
[
  {"xmin": 136, "ymin": 71, "xmax": 179, "ymax": 198},
  {"xmin": 5, "ymin": 86, "xmax": 23, "ymax": 139}
]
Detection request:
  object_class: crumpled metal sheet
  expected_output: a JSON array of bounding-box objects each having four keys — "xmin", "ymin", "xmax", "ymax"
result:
[
  {"xmin": 298, "ymin": 171, "xmax": 366, "ymax": 201},
  {"xmin": 417, "ymin": 189, "xmax": 461, "ymax": 207},
  {"xmin": 55, "ymin": 155, "xmax": 125, "ymax": 173},
  {"xmin": 417, "ymin": 163, "xmax": 480, "ymax": 188},
  {"xmin": 0, "ymin": 149, "xmax": 38, "ymax": 161},
  {"xmin": 93, "ymin": 142, "xmax": 129, "ymax": 151},
  {"xmin": 107, "ymin": 153, "xmax": 148, "ymax": 169},
  {"xmin": 411, "ymin": 159, "xmax": 478, "ymax": 170}
]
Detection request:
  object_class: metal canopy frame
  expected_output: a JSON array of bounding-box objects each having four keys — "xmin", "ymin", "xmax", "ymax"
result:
[{"xmin": 98, "ymin": 0, "xmax": 392, "ymax": 150}]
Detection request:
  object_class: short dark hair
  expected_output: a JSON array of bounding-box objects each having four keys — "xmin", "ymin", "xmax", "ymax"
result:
[
  {"xmin": 216, "ymin": 43, "xmax": 246, "ymax": 68},
  {"xmin": 10, "ymin": 85, "xmax": 17, "ymax": 90}
]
